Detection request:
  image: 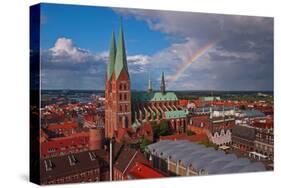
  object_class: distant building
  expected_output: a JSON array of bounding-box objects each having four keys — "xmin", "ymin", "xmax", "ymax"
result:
[
  {"xmin": 232, "ymin": 124, "xmax": 274, "ymax": 161},
  {"xmin": 188, "ymin": 112, "xmax": 235, "ymax": 146},
  {"xmin": 232, "ymin": 125, "xmax": 256, "ymax": 153}
]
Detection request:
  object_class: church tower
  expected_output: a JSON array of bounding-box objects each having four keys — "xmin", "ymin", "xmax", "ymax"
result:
[
  {"xmin": 105, "ymin": 31, "xmax": 116, "ymax": 138},
  {"xmin": 105, "ymin": 23, "xmax": 132, "ymax": 139},
  {"xmin": 160, "ymin": 72, "xmax": 166, "ymax": 93},
  {"xmin": 147, "ymin": 73, "xmax": 153, "ymax": 93}
]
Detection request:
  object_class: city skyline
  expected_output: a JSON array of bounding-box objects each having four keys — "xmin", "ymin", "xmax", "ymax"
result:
[{"xmin": 40, "ymin": 3, "xmax": 273, "ymax": 91}]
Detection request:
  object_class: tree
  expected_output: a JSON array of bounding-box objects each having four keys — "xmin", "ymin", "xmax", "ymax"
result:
[
  {"xmin": 151, "ymin": 120, "xmax": 172, "ymax": 140},
  {"xmin": 140, "ymin": 137, "xmax": 151, "ymax": 153},
  {"xmin": 152, "ymin": 123, "xmax": 160, "ymax": 140},
  {"xmin": 159, "ymin": 120, "xmax": 171, "ymax": 136}
]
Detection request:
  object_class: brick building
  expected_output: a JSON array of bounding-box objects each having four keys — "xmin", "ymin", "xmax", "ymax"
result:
[
  {"xmin": 104, "ymin": 24, "xmax": 189, "ymax": 142},
  {"xmin": 112, "ymin": 143, "xmax": 150, "ymax": 180},
  {"xmin": 232, "ymin": 125, "xmax": 256, "ymax": 153},
  {"xmin": 41, "ymin": 128, "xmax": 104, "ymax": 159},
  {"xmin": 40, "ymin": 150, "xmax": 107, "ymax": 184},
  {"xmin": 105, "ymin": 25, "xmax": 132, "ymax": 139},
  {"xmin": 188, "ymin": 112, "xmax": 235, "ymax": 146}
]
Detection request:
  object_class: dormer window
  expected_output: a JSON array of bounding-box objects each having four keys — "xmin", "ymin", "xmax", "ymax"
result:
[
  {"xmin": 44, "ymin": 159, "xmax": 53, "ymax": 171},
  {"xmin": 88, "ymin": 151, "xmax": 96, "ymax": 161},
  {"xmin": 68, "ymin": 155, "xmax": 77, "ymax": 166}
]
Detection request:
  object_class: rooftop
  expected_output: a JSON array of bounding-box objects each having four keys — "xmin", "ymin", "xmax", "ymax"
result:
[
  {"xmin": 40, "ymin": 150, "xmax": 102, "ymax": 182},
  {"xmin": 165, "ymin": 110, "xmax": 188, "ymax": 119},
  {"xmin": 132, "ymin": 92, "xmax": 178, "ymax": 102},
  {"xmin": 128, "ymin": 162, "xmax": 166, "ymax": 179},
  {"xmin": 146, "ymin": 140, "xmax": 266, "ymax": 174}
]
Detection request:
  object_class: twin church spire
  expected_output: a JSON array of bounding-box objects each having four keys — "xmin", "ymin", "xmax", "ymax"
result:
[
  {"xmin": 107, "ymin": 22, "xmax": 166, "ymax": 94},
  {"xmin": 107, "ymin": 23, "xmax": 129, "ymax": 80}
]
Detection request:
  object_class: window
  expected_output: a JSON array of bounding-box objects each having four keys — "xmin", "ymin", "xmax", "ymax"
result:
[
  {"xmin": 119, "ymin": 83, "xmax": 122, "ymax": 90},
  {"xmin": 119, "ymin": 93, "xmax": 122, "ymax": 101}
]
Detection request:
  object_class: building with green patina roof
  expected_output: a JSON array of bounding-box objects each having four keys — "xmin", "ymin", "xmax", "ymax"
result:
[
  {"xmin": 132, "ymin": 91, "xmax": 178, "ymax": 103},
  {"xmin": 165, "ymin": 110, "xmax": 189, "ymax": 119}
]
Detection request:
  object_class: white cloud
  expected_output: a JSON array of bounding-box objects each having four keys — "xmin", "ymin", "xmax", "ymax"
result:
[
  {"xmin": 127, "ymin": 55, "xmax": 150, "ymax": 65},
  {"xmin": 49, "ymin": 37, "xmax": 91, "ymax": 63}
]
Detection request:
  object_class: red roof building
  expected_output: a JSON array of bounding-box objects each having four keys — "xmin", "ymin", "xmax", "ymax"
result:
[
  {"xmin": 128, "ymin": 162, "xmax": 166, "ymax": 179},
  {"xmin": 41, "ymin": 132, "xmax": 89, "ymax": 158},
  {"xmin": 46, "ymin": 121, "xmax": 78, "ymax": 136},
  {"xmin": 41, "ymin": 128, "xmax": 104, "ymax": 158}
]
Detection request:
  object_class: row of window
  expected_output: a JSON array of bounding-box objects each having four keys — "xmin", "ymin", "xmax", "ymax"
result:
[
  {"xmin": 45, "ymin": 169, "xmax": 99, "ymax": 184},
  {"xmin": 119, "ymin": 83, "xmax": 129, "ymax": 90},
  {"xmin": 119, "ymin": 104, "xmax": 129, "ymax": 112},
  {"xmin": 119, "ymin": 93, "xmax": 128, "ymax": 101},
  {"xmin": 255, "ymin": 143, "xmax": 273, "ymax": 152},
  {"xmin": 47, "ymin": 144, "xmax": 88, "ymax": 153}
]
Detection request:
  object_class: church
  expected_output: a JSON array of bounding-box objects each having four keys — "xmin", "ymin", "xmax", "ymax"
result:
[{"xmin": 104, "ymin": 23, "xmax": 188, "ymax": 142}]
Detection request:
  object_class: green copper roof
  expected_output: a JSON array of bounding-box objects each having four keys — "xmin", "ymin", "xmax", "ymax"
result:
[
  {"xmin": 115, "ymin": 23, "xmax": 129, "ymax": 79},
  {"xmin": 165, "ymin": 110, "xmax": 188, "ymax": 119},
  {"xmin": 107, "ymin": 31, "xmax": 116, "ymax": 80},
  {"xmin": 132, "ymin": 91, "xmax": 178, "ymax": 102}
]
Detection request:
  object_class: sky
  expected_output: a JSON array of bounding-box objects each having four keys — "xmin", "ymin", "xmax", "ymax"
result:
[{"xmin": 39, "ymin": 3, "xmax": 273, "ymax": 91}]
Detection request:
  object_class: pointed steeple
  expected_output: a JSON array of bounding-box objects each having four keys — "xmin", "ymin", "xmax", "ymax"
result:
[
  {"xmin": 115, "ymin": 20, "xmax": 129, "ymax": 79},
  {"xmin": 147, "ymin": 73, "xmax": 153, "ymax": 93},
  {"xmin": 160, "ymin": 72, "xmax": 166, "ymax": 93},
  {"xmin": 107, "ymin": 31, "xmax": 116, "ymax": 80}
]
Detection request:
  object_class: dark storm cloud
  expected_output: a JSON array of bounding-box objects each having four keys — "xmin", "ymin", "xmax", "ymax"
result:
[{"xmin": 115, "ymin": 8, "xmax": 273, "ymax": 91}]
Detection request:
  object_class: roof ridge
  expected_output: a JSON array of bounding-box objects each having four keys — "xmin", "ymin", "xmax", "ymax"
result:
[{"xmin": 122, "ymin": 150, "xmax": 138, "ymax": 174}]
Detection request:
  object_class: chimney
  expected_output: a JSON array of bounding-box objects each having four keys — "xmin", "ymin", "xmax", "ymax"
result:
[{"xmin": 109, "ymin": 137, "xmax": 115, "ymax": 181}]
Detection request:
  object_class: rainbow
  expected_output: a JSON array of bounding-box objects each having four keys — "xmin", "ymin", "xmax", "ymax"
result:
[{"xmin": 168, "ymin": 40, "xmax": 217, "ymax": 83}]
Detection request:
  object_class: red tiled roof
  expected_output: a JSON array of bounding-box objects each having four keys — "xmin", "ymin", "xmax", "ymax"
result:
[
  {"xmin": 47, "ymin": 121, "xmax": 78, "ymax": 131},
  {"xmin": 129, "ymin": 162, "xmax": 166, "ymax": 179},
  {"xmin": 41, "ymin": 132, "xmax": 89, "ymax": 157},
  {"xmin": 179, "ymin": 99, "xmax": 188, "ymax": 106}
]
